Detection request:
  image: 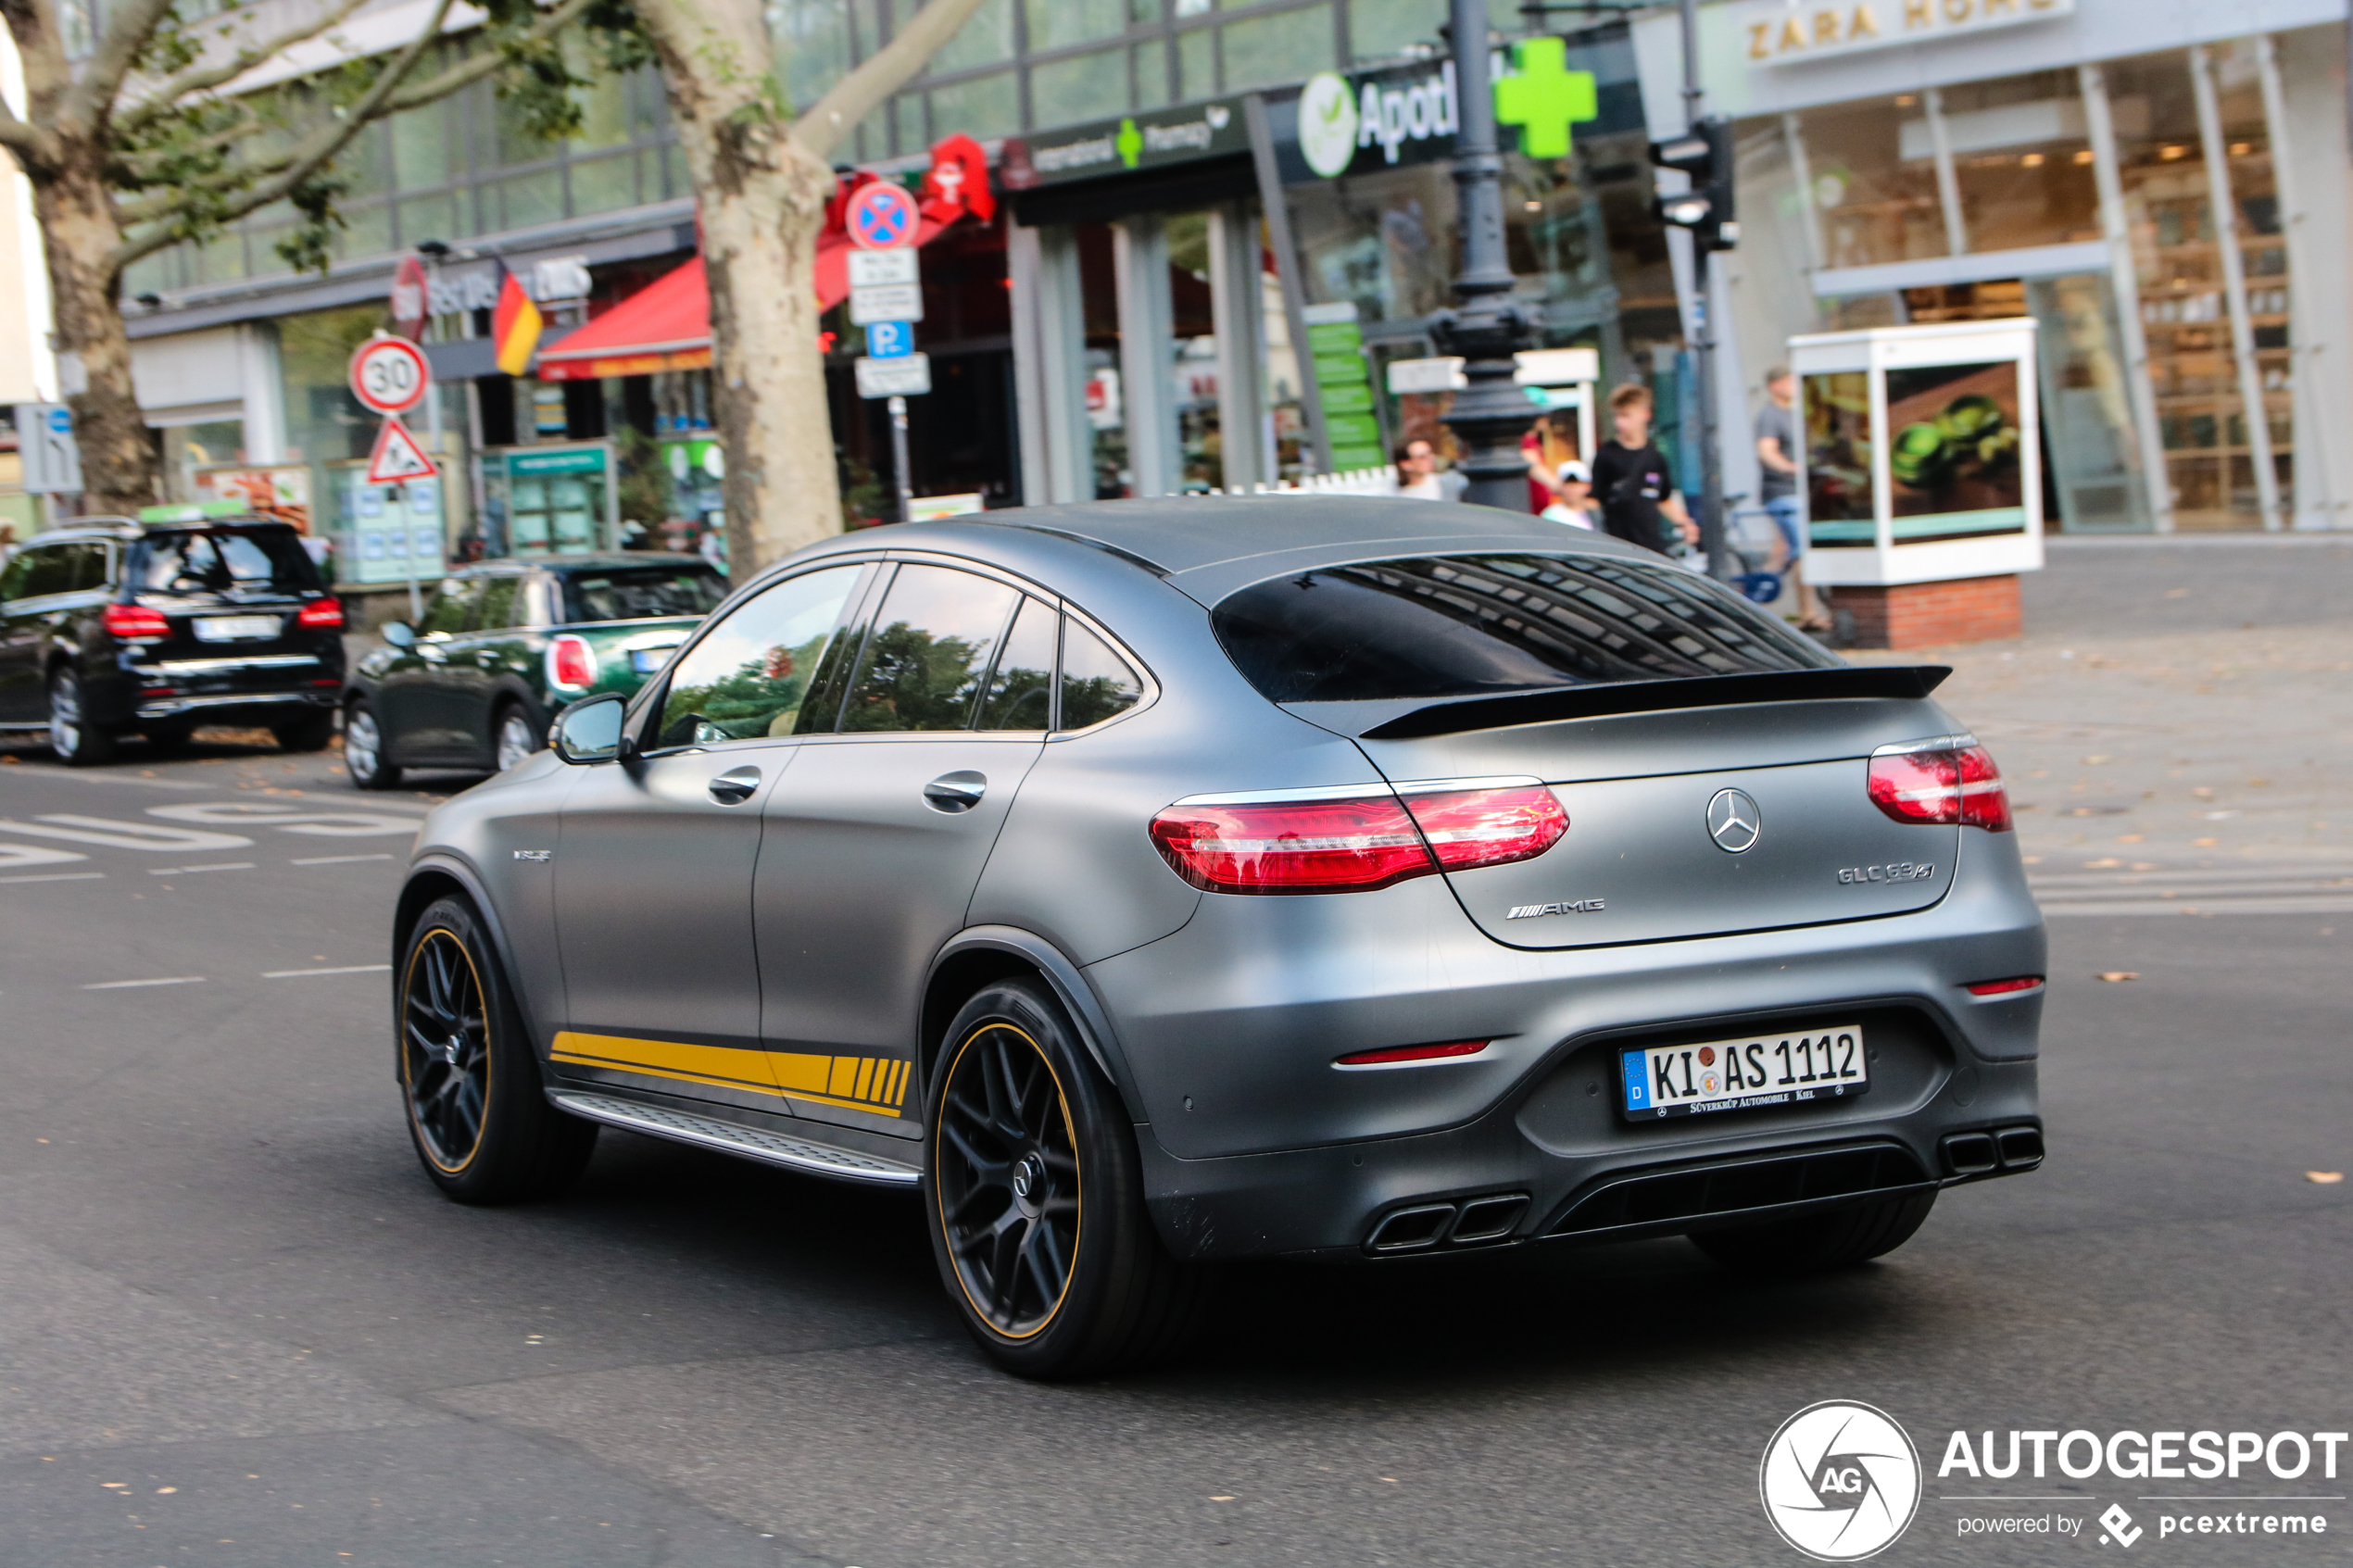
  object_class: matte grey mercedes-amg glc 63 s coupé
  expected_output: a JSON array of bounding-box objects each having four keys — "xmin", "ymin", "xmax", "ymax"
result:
[{"xmin": 390, "ymin": 499, "xmax": 2045, "ymax": 1377}]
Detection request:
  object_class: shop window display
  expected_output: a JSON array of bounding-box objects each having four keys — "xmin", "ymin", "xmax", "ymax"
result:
[{"xmin": 1797, "ymin": 95, "xmax": 1951, "ymax": 268}]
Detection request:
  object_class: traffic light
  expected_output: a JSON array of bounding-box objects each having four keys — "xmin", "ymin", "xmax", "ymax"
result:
[{"xmin": 1650, "ymin": 117, "xmax": 1738, "ymax": 253}]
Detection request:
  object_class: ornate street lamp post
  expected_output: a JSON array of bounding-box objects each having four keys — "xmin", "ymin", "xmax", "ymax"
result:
[{"xmin": 1432, "ymin": 0, "xmax": 1541, "ymax": 512}]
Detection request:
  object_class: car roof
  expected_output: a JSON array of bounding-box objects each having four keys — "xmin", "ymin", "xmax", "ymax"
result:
[{"xmin": 792, "ymin": 496, "xmax": 1661, "ymax": 607}]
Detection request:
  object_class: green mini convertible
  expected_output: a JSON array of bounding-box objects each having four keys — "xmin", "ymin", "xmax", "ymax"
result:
[{"xmin": 342, "ymin": 555, "xmax": 727, "ymax": 788}]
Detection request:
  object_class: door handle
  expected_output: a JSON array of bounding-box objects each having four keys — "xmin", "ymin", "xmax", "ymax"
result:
[
  {"xmin": 922, "ymin": 770, "xmax": 988, "ymax": 813},
  {"xmin": 708, "ymin": 765, "xmax": 761, "ymax": 805}
]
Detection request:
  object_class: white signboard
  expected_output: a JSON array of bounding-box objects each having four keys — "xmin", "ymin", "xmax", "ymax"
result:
[
  {"xmin": 856, "ymin": 353, "xmax": 932, "ymax": 399},
  {"xmin": 1742, "ymin": 0, "xmax": 2075, "ymax": 68},
  {"xmin": 849, "ymin": 282, "xmax": 925, "ymax": 326},
  {"xmin": 15, "ymin": 403, "xmax": 82, "ymax": 494},
  {"xmin": 848, "ymin": 249, "xmax": 919, "ymax": 288}
]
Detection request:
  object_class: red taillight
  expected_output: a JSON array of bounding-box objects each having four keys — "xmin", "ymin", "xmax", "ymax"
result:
[
  {"xmin": 1150, "ymin": 795, "xmax": 1433, "ymax": 893},
  {"xmin": 1149, "ymin": 784, "xmax": 1567, "ymax": 895},
  {"xmin": 1867, "ymin": 738, "xmax": 2012, "ymax": 832},
  {"xmin": 546, "ymin": 634, "xmax": 598, "ymax": 691},
  {"xmin": 1966, "ymin": 976, "xmax": 2045, "ymax": 997},
  {"xmin": 1401, "ymin": 785, "xmax": 1570, "ymax": 871},
  {"xmin": 103, "ymin": 602, "xmax": 170, "ymax": 639},
  {"xmin": 296, "ymin": 597, "xmax": 344, "ymax": 629},
  {"xmin": 1335, "ymin": 1039, "xmax": 1491, "ymax": 1066}
]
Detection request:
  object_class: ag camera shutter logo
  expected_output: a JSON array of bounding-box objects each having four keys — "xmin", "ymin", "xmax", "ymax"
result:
[{"xmin": 1760, "ymin": 1400, "xmax": 1922, "ymax": 1561}]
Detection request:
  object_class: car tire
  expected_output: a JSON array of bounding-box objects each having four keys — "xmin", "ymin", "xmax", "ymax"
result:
[
  {"xmin": 1689, "ymin": 1190, "xmax": 1937, "ymax": 1274},
  {"xmin": 396, "ymin": 895, "xmax": 598, "ymax": 1204},
  {"xmin": 491, "ymin": 701, "xmax": 543, "ymax": 772},
  {"xmin": 344, "ymin": 697, "xmax": 400, "ymax": 789},
  {"xmin": 925, "ymin": 978, "xmax": 1209, "ymax": 1379},
  {"xmin": 275, "ymin": 709, "xmax": 337, "ymax": 753},
  {"xmin": 47, "ymin": 668, "xmax": 119, "ymax": 766}
]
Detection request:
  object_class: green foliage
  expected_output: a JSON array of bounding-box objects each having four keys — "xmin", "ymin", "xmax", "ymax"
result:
[
  {"xmin": 613, "ymin": 425, "xmax": 672, "ymax": 527},
  {"xmin": 658, "ymin": 632, "xmax": 832, "ymax": 746},
  {"xmin": 840, "ymin": 622, "xmax": 990, "ymax": 733},
  {"xmin": 107, "ymin": 0, "xmax": 648, "ymax": 275}
]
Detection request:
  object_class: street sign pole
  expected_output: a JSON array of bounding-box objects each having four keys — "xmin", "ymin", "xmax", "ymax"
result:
[{"xmin": 888, "ymin": 396, "xmax": 914, "ymax": 525}]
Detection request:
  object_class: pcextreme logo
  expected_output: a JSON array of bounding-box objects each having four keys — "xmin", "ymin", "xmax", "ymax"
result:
[{"xmin": 1760, "ymin": 1401, "xmax": 1923, "ymax": 1561}]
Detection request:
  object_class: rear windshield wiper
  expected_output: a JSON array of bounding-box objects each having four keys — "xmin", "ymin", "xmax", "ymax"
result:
[{"xmin": 1356, "ymin": 666, "xmax": 1954, "ymax": 740}]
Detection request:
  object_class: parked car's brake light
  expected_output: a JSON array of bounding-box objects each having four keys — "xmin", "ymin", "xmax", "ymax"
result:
[
  {"xmin": 1150, "ymin": 784, "xmax": 1567, "ymax": 895},
  {"xmin": 546, "ymin": 634, "xmax": 597, "ymax": 692},
  {"xmin": 296, "ymin": 597, "xmax": 344, "ymax": 629},
  {"xmin": 1400, "ymin": 785, "xmax": 1568, "ymax": 871},
  {"xmin": 1867, "ymin": 737, "xmax": 2013, "ymax": 832},
  {"xmin": 102, "ymin": 602, "xmax": 170, "ymax": 639}
]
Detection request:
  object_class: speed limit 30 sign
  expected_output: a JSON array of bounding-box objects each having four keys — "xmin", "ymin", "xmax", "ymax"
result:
[{"xmin": 350, "ymin": 335, "xmax": 431, "ymax": 415}]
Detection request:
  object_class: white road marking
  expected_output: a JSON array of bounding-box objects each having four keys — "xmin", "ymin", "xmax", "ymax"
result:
[
  {"xmin": 83, "ymin": 976, "xmax": 206, "ymax": 990},
  {"xmin": 0, "ymin": 872, "xmax": 105, "ymax": 884},
  {"xmin": 147, "ymin": 862, "xmax": 257, "ymax": 875},
  {"xmin": 290, "ymin": 853, "xmax": 396, "ymax": 866},
  {"xmin": 147, "ymin": 803, "xmax": 421, "ymax": 837},
  {"xmin": 261, "ymin": 964, "xmax": 393, "ymax": 979},
  {"xmin": 0, "ymin": 841, "xmax": 85, "ymax": 869},
  {"xmin": 0, "ymin": 815, "xmax": 251, "ymax": 850}
]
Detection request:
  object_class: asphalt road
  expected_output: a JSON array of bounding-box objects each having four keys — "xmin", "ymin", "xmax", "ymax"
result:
[{"xmin": 1, "ymin": 539, "xmax": 2347, "ymax": 1567}]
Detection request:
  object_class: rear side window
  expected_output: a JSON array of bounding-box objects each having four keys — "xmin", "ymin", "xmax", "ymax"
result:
[
  {"xmin": 975, "ymin": 596, "xmax": 1056, "ymax": 731},
  {"xmin": 840, "ymin": 565, "xmax": 1020, "ymax": 734},
  {"xmin": 473, "ymin": 576, "xmax": 522, "ymax": 631},
  {"xmin": 562, "ymin": 564, "xmax": 727, "ymax": 623},
  {"xmin": 1060, "ymin": 621, "xmax": 1144, "ymax": 729},
  {"xmin": 657, "ymin": 565, "xmax": 862, "ymax": 747},
  {"xmin": 1212, "ymin": 552, "xmax": 1838, "ymax": 705},
  {"xmin": 132, "ymin": 529, "xmax": 320, "ymax": 598},
  {"xmin": 2, "ymin": 545, "xmax": 74, "ymax": 599}
]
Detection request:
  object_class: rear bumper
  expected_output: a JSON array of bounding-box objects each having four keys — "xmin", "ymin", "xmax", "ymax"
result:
[
  {"xmin": 132, "ymin": 689, "xmax": 337, "ymax": 722},
  {"xmin": 90, "ymin": 649, "xmax": 343, "ymax": 728},
  {"xmin": 1090, "ymin": 832, "xmax": 2045, "ymax": 1261}
]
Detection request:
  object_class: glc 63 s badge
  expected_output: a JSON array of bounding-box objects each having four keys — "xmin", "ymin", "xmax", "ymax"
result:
[{"xmin": 1838, "ymin": 862, "xmax": 1933, "ymax": 884}]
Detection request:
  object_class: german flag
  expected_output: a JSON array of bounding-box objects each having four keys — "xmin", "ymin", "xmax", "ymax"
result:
[{"xmin": 491, "ymin": 265, "xmax": 543, "ymax": 376}]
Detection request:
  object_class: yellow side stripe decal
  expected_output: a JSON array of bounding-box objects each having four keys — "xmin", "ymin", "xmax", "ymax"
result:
[{"xmin": 551, "ymin": 1032, "xmax": 909, "ymax": 1118}]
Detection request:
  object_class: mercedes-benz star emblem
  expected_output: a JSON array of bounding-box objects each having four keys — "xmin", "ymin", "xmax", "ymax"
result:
[{"xmin": 1706, "ymin": 787, "xmax": 1763, "ymax": 854}]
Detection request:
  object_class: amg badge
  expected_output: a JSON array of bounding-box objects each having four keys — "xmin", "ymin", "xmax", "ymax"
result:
[
  {"xmin": 1507, "ymin": 898, "xmax": 1605, "ymax": 919},
  {"xmin": 512, "ymin": 849, "xmax": 552, "ymax": 861},
  {"xmin": 1838, "ymin": 861, "xmax": 1932, "ymax": 884}
]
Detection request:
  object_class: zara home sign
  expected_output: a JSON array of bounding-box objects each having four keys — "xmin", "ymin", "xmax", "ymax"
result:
[{"xmin": 1747, "ymin": 0, "xmax": 2074, "ymax": 66}]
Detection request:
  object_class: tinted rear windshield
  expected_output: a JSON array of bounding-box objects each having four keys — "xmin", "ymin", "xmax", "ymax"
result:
[
  {"xmin": 132, "ymin": 528, "xmax": 321, "ymax": 598},
  {"xmin": 1212, "ymin": 552, "xmax": 1839, "ymax": 705},
  {"xmin": 562, "ymin": 563, "xmax": 728, "ymax": 623}
]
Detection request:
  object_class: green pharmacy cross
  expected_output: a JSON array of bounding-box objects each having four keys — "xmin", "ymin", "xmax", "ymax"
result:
[{"xmin": 1492, "ymin": 38, "xmax": 1598, "ymax": 160}]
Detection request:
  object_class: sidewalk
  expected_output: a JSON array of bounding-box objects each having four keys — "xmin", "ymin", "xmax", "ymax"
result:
[{"xmin": 1853, "ymin": 535, "xmax": 2353, "ymax": 918}]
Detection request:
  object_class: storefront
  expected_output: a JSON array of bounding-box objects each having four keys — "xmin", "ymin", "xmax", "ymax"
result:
[
  {"xmin": 1633, "ymin": 0, "xmax": 2353, "ymax": 533},
  {"xmin": 999, "ymin": 27, "xmax": 1676, "ymax": 504}
]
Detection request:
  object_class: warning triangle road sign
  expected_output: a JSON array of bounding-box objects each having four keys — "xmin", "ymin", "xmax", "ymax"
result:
[{"xmin": 365, "ymin": 416, "xmax": 439, "ymax": 484}]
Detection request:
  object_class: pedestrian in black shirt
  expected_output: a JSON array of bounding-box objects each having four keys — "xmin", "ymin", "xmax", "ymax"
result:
[{"xmin": 1590, "ymin": 383, "xmax": 1697, "ymax": 557}]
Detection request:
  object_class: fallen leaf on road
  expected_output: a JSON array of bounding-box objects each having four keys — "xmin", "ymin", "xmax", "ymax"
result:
[
  {"xmin": 2308, "ymin": 1172, "xmax": 2344, "ymax": 1185},
  {"xmin": 2116, "ymin": 834, "xmax": 2145, "ymax": 844},
  {"xmin": 2194, "ymin": 837, "xmax": 2219, "ymax": 847},
  {"xmin": 2097, "ymin": 972, "xmax": 2139, "ymax": 983}
]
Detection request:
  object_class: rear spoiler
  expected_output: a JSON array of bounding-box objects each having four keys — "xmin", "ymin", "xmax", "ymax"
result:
[{"xmin": 1356, "ymin": 666, "xmax": 1953, "ymax": 740}]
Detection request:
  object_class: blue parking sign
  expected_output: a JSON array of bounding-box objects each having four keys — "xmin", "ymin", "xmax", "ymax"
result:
[{"xmin": 865, "ymin": 321, "xmax": 914, "ymax": 358}]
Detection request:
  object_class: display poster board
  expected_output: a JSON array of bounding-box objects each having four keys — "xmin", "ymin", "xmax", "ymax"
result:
[
  {"xmin": 481, "ymin": 443, "xmax": 619, "ymax": 558},
  {"xmin": 1789, "ymin": 319, "xmax": 2044, "ymax": 587},
  {"xmin": 194, "ymin": 464, "xmax": 313, "ymax": 533},
  {"xmin": 328, "ymin": 460, "xmax": 447, "ymax": 586}
]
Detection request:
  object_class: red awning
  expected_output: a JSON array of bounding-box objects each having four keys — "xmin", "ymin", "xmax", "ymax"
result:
[{"xmin": 535, "ymin": 220, "xmax": 955, "ymax": 382}]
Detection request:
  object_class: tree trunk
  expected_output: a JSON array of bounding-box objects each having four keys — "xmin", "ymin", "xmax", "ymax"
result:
[
  {"xmin": 34, "ymin": 151, "xmax": 159, "ymax": 516},
  {"xmin": 636, "ymin": 0, "xmax": 843, "ymax": 578}
]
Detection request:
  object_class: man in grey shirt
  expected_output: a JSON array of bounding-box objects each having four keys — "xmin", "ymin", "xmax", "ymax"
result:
[{"xmin": 1755, "ymin": 367, "xmax": 1826, "ymax": 631}]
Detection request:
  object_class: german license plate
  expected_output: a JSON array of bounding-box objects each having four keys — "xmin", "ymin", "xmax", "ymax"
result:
[
  {"xmin": 1621, "ymin": 1023, "xmax": 1868, "ymax": 1121},
  {"xmin": 194, "ymin": 615, "xmax": 280, "ymax": 642}
]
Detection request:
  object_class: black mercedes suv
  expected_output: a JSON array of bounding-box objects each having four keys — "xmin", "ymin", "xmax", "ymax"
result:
[{"xmin": 0, "ymin": 518, "xmax": 346, "ymax": 764}]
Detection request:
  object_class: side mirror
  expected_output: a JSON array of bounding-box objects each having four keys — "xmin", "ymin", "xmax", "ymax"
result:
[
  {"xmin": 552, "ymin": 692, "xmax": 627, "ymax": 764},
  {"xmin": 383, "ymin": 621, "xmax": 416, "ymax": 648}
]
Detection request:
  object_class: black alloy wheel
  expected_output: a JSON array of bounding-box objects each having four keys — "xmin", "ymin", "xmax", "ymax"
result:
[
  {"xmin": 276, "ymin": 709, "xmax": 336, "ymax": 752},
  {"xmin": 402, "ymin": 923, "xmax": 493, "ymax": 1176},
  {"xmin": 936, "ymin": 1019, "xmax": 1083, "ymax": 1338},
  {"xmin": 926, "ymin": 979, "xmax": 1209, "ymax": 1378},
  {"xmin": 396, "ymin": 895, "xmax": 596, "ymax": 1203},
  {"xmin": 48, "ymin": 668, "xmax": 118, "ymax": 766}
]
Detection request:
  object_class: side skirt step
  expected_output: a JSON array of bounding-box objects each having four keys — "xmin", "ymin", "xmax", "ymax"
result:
[{"xmin": 550, "ymin": 1090, "xmax": 921, "ymax": 1187}]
